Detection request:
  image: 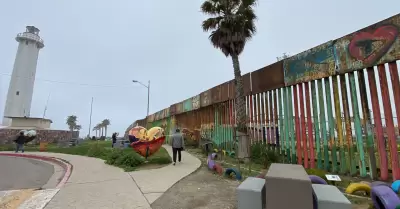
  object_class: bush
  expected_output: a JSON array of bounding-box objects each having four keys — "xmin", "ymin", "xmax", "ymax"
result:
[
  {"xmin": 87, "ymin": 144, "xmax": 110, "ymax": 160},
  {"xmin": 106, "ymin": 149, "xmax": 122, "ymax": 165},
  {"xmin": 112, "ymin": 150, "xmax": 145, "ymax": 171},
  {"xmin": 147, "ymin": 148, "xmax": 172, "ymax": 164},
  {"xmin": 0, "ymin": 141, "xmax": 172, "ymax": 171},
  {"xmin": 251, "ymin": 142, "xmax": 282, "ymax": 168}
]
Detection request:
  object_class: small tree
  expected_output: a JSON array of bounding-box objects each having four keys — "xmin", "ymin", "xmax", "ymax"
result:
[{"xmin": 66, "ymin": 115, "xmax": 77, "ymax": 131}]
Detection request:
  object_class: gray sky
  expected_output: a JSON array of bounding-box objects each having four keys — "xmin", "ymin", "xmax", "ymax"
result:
[{"xmin": 0, "ymin": 0, "xmax": 399, "ymax": 136}]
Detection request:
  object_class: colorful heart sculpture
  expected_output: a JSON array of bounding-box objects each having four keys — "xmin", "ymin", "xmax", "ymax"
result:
[{"xmin": 128, "ymin": 126, "xmax": 165, "ymax": 157}]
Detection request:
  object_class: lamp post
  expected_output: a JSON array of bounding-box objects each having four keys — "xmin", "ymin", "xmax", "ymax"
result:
[
  {"xmin": 132, "ymin": 80, "xmax": 150, "ymax": 118},
  {"xmin": 132, "ymin": 80, "xmax": 150, "ymax": 161}
]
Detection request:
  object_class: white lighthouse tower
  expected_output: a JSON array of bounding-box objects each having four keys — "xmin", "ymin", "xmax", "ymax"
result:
[{"xmin": 2, "ymin": 26, "xmax": 44, "ymax": 126}]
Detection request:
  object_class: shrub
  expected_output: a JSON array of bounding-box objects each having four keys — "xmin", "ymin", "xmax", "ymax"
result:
[
  {"xmin": 251, "ymin": 142, "xmax": 282, "ymax": 168},
  {"xmin": 105, "ymin": 149, "xmax": 145, "ymax": 171},
  {"xmin": 148, "ymin": 148, "xmax": 172, "ymax": 164},
  {"xmin": 305, "ymin": 168, "xmax": 328, "ymax": 181},
  {"xmin": 87, "ymin": 144, "xmax": 109, "ymax": 160},
  {"xmin": 106, "ymin": 149, "xmax": 122, "ymax": 165}
]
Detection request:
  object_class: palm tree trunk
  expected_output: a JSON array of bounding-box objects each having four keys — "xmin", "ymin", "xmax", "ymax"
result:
[
  {"xmin": 105, "ymin": 126, "xmax": 108, "ymax": 138},
  {"xmin": 231, "ymin": 53, "xmax": 250, "ymax": 159}
]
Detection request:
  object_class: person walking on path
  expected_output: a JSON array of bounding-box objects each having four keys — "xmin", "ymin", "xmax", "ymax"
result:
[
  {"xmin": 171, "ymin": 128, "xmax": 185, "ymax": 165},
  {"xmin": 112, "ymin": 133, "xmax": 117, "ymax": 148},
  {"xmin": 14, "ymin": 131, "xmax": 26, "ymax": 153}
]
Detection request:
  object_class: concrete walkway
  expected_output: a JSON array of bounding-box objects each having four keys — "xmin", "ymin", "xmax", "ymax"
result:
[
  {"xmin": 2, "ymin": 145, "xmax": 201, "ymax": 209},
  {"xmin": 129, "ymin": 145, "xmax": 201, "ymax": 204}
]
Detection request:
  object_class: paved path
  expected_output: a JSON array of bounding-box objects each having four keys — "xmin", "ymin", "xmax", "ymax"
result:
[
  {"xmin": 0, "ymin": 156, "xmax": 54, "ymax": 191},
  {"xmin": 2, "ymin": 145, "xmax": 201, "ymax": 209},
  {"xmin": 129, "ymin": 145, "xmax": 202, "ymax": 204}
]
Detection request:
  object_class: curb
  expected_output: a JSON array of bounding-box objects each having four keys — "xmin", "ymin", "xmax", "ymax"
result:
[{"xmin": 0, "ymin": 153, "xmax": 72, "ymax": 188}]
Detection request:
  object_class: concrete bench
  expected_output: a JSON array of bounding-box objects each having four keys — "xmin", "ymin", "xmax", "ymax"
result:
[
  {"xmin": 237, "ymin": 177, "xmax": 266, "ymax": 209},
  {"xmin": 265, "ymin": 163, "xmax": 313, "ymax": 209},
  {"xmin": 312, "ymin": 184, "xmax": 351, "ymax": 209}
]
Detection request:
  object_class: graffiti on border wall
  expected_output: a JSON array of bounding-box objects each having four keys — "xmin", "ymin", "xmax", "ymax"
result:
[
  {"xmin": 335, "ymin": 14, "xmax": 400, "ymax": 73},
  {"xmin": 176, "ymin": 102, "xmax": 183, "ymax": 114},
  {"xmin": 200, "ymin": 90, "xmax": 212, "ymax": 107},
  {"xmin": 200, "ymin": 123, "xmax": 214, "ymax": 140},
  {"xmin": 183, "ymin": 98, "xmax": 193, "ymax": 112},
  {"xmin": 283, "ymin": 41, "xmax": 336, "ymax": 86},
  {"xmin": 192, "ymin": 95, "xmax": 200, "ymax": 110}
]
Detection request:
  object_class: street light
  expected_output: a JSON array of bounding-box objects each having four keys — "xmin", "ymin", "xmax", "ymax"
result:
[
  {"xmin": 132, "ymin": 80, "xmax": 150, "ymax": 118},
  {"xmin": 132, "ymin": 79, "xmax": 151, "ymax": 161}
]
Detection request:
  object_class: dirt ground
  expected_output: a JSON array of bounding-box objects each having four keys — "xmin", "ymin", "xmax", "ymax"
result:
[
  {"xmin": 152, "ymin": 150, "xmax": 372, "ymax": 209},
  {"xmin": 151, "ymin": 165, "xmax": 240, "ymax": 209}
]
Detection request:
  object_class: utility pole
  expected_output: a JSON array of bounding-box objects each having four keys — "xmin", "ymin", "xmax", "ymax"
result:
[
  {"xmin": 42, "ymin": 93, "xmax": 51, "ymax": 118},
  {"xmin": 88, "ymin": 97, "xmax": 93, "ymax": 137}
]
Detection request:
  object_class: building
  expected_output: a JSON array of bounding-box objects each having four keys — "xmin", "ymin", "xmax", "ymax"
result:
[
  {"xmin": 2, "ymin": 26, "xmax": 44, "ymax": 126},
  {"xmin": 3, "ymin": 116, "xmax": 52, "ymax": 129}
]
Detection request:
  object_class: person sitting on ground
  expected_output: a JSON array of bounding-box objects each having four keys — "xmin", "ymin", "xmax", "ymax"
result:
[
  {"xmin": 171, "ymin": 128, "xmax": 185, "ymax": 166},
  {"xmin": 14, "ymin": 131, "xmax": 26, "ymax": 153}
]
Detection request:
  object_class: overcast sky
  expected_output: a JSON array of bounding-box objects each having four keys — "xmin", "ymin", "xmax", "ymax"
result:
[{"xmin": 0, "ymin": 0, "xmax": 399, "ymax": 136}]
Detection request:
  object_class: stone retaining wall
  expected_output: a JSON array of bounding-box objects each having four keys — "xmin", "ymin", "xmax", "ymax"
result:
[{"xmin": 0, "ymin": 128, "xmax": 75, "ymax": 145}]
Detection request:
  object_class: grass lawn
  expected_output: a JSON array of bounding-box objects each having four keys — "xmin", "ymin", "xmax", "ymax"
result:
[{"xmin": 0, "ymin": 140, "xmax": 172, "ymax": 171}]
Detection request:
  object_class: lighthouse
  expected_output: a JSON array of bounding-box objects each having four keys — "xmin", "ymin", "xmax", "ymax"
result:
[{"xmin": 2, "ymin": 26, "xmax": 44, "ymax": 126}]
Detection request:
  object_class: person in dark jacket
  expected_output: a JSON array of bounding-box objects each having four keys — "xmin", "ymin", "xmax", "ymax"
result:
[
  {"xmin": 14, "ymin": 132, "xmax": 26, "ymax": 153},
  {"xmin": 171, "ymin": 129, "xmax": 185, "ymax": 165},
  {"xmin": 112, "ymin": 133, "xmax": 117, "ymax": 148}
]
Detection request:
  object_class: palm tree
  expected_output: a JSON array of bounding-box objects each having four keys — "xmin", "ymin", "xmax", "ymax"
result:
[
  {"xmin": 96, "ymin": 123, "xmax": 103, "ymax": 137},
  {"xmin": 201, "ymin": 0, "xmax": 257, "ymax": 158},
  {"xmin": 93, "ymin": 125, "xmax": 99, "ymax": 138},
  {"xmin": 74, "ymin": 124, "xmax": 82, "ymax": 131},
  {"xmin": 66, "ymin": 115, "xmax": 78, "ymax": 131},
  {"xmin": 101, "ymin": 119, "xmax": 111, "ymax": 137}
]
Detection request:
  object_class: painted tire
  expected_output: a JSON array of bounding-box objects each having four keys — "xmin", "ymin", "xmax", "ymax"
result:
[
  {"xmin": 213, "ymin": 163, "xmax": 223, "ymax": 175},
  {"xmin": 309, "ymin": 175, "xmax": 328, "ymax": 185},
  {"xmin": 371, "ymin": 185, "xmax": 400, "ymax": 209},
  {"xmin": 360, "ymin": 181, "xmax": 371, "ymax": 186},
  {"xmin": 371, "ymin": 181, "xmax": 390, "ymax": 188},
  {"xmin": 345, "ymin": 183, "xmax": 371, "ymax": 195},
  {"xmin": 391, "ymin": 180, "xmax": 400, "ymax": 193},
  {"xmin": 225, "ymin": 168, "xmax": 242, "ymax": 181},
  {"xmin": 207, "ymin": 154, "xmax": 213, "ymax": 162},
  {"xmin": 208, "ymin": 160, "xmax": 216, "ymax": 170},
  {"xmin": 229, "ymin": 151, "xmax": 235, "ymax": 157}
]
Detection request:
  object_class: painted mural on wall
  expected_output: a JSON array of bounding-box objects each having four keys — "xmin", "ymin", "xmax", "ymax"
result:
[
  {"xmin": 176, "ymin": 102, "xmax": 183, "ymax": 114},
  {"xmin": 283, "ymin": 41, "xmax": 336, "ymax": 86},
  {"xmin": 183, "ymin": 98, "xmax": 193, "ymax": 112},
  {"xmin": 147, "ymin": 114, "xmax": 155, "ymax": 122},
  {"xmin": 162, "ymin": 108, "xmax": 169, "ymax": 119},
  {"xmin": 192, "ymin": 95, "xmax": 200, "ymax": 110},
  {"xmin": 335, "ymin": 14, "xmax": 400, "ymax": 73},
  {"xmin": 200, "ymin": 90, "xmax": 212, "ymax": 107},
  {"xmin": 200, "ymin": 123, "xmax": 214, "ymax": 140},
  {"xmin": 169, "ymin": 104, "xmax": 177, "ymax": 115}
]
